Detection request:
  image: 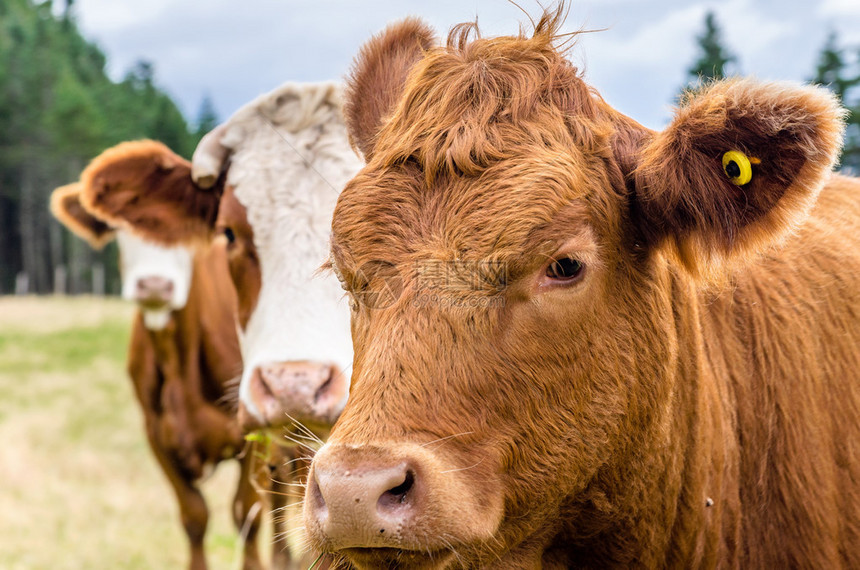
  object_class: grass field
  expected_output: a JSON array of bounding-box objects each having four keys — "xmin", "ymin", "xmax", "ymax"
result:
[{"xmin": 0, "ymin": 296, "xmax": 272, "ymax": 570}]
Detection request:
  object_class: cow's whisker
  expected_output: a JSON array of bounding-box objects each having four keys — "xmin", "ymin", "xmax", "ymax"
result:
[
  {"xmin": 439, "ymin": 457, "xmax": 485, "ymax": 474},
  {"xmin": 420, "ymin": 431, "xmax": 474, "ymax": 449},
  {"xmin": 230, "ymin": 500, "xmax": 263, "ymax": 570},
  {"xmin": 280, "ymin": 432, "xmax": 321, "ymax": 454},
  {"xmin": 284, "ymin": 412, "xmax": 325, "ymax": 445}
]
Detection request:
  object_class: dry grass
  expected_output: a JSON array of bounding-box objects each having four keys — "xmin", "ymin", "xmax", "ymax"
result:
[{"xmin": 0, "ymin": 296, "xmax": 278, "ymax": 570}]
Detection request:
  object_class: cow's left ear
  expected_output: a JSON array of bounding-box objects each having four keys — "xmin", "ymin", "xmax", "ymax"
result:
[
  {"xmin": 81, "ymin": 140, "xmax": 222, "ymax": 246},
  {"xmin": 50, "ymin": 183, "xmax": 116, "ymax": 249},
  {"xmin": 630, "ymin": 79, "xmax": 845, "ymax": 275}
]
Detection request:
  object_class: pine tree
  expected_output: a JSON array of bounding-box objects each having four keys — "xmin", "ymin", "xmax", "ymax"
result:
[
  {"xmin": 810, "ymin": 31, "xmax": 860, "ymax": 172},
  {"xmin": 0, "ymin": 0, "xmax": 197, "ymax": 293},
  {"xmin": 193, "ymin": 94, "xmax": 219, "ymax": 144},
  {"xmin": 685, "ymin": 12, "xmax": 737, "ymax": 90},
  {"xmin": 813, "ymin": 32, "xmax": 850, "ymax": 94}
]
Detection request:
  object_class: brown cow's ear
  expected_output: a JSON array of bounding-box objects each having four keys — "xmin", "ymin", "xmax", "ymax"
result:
[
  {"xmin": 344, "ymin": 17, "xmax": 436, "ymax": 160},
  {"xmin": 50, "ymin": 182, "xmax": 116, "ymax": 249},
  {"xmin": 630, "ymin": 79, "xmax": 845, "ymax": 276},
  {"xmin": 80, "ymin": 140, "xmax": 222, "ymax": 247}
]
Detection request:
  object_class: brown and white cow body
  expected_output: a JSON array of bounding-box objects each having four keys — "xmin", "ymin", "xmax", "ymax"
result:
[
  {"xmin": 52, "ymin": 178, "xmax": 263, "ymax": 570},
  {"xmin": 299, "ymin": 8, "xmax": 860, "ymax": 569},
  {"xmin": 74, "ymin": 83, "xmax": 363, "ymax": 566},
  {"xmin": 78, "ymin": 83, "xmax": 362, "ymax": 432}
]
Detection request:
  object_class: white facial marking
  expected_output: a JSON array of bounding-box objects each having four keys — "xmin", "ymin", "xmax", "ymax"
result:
[
  {"xmin": 116, "ymin": 230, "xmax": 194, "ymax": 330},
  {"xmin": 142, "ymin": 308, "xmax": 172, "ymax": 330},
  {"xmin": 214, "ymin": 83, "xmax": 362, "ymax": 423}
]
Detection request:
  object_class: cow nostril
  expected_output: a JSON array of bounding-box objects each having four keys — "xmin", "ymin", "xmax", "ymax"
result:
[
  {"xmin": 256, "ymin": 369, "xmax": 277, "ymax": 399},
  {"xmin": 309, "ymin": 472, "xmax": 328, "ymax": 515},
  {"xmin": 313, "ymin": 367, "xmax": 334, "ymax": 403},
  {"xmin": 378, "ymin": 469, "xmax": 415, "ymax": 510},
  {"xmin": 136, "ymin": 276, "xmax": 174, "ymax": 299}
]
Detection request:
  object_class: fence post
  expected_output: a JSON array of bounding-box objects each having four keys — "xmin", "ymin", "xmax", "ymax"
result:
[
  {"xmin": 15, "ymin": 272, "xmax": 29, "ymax": 295},
  {"xmin": 92, "ymin": 263, "xmax": 105, "ymax": 296},
  {"xmin": 54, "ymin": 265, "xmax": 67, "ymax": 296}
]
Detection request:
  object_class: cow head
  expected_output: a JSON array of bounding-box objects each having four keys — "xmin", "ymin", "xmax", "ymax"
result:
[
  {"xmin": 303, "ymin": 9, "xmax": 845, "ymax": 568},
  {"xmin": 80, "ymin": 83, "xmax": 364, "ymax": 433},
  {"xmin": 50, "ymin": 180, "xmax": 193, "ymax": 330}
]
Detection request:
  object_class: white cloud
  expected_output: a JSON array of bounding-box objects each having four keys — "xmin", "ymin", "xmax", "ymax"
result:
[
  {"xmin": 816, "ymin": 0, "xmax": 860, "ymax": 43},
  {"xmin": 75, "ymin": 0, "xmax": 174, "ymax": 32},
  {"xmin": 68, "ymin": 1, "xmax": 860, "ymax": 132},
  {"xmin": 714, "ymin": 0, "xmax": 794, "ymax": 58},
  {"xmin": 819, "ymin": 0, "xmax": 860, "ymax": 18},
  {"xmin": 584, "ymin": 5, "xmax": 705, "ymax": 67}
]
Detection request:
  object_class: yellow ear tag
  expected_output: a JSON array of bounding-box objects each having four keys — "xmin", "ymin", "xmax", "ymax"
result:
[{"xmin": 722, "ymin": 150, "xmax": 753, "ymax": 185}]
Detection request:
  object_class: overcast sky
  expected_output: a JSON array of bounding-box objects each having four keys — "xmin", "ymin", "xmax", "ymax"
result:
[{"xmin": 71, "ymin": 0, "xmax": 860, "ymax": 131}]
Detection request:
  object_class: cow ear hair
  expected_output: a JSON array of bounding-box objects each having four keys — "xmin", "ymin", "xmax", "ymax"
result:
[
  {"xmin": 344, "ymin": 17, "xmax": 436, "ymax": 160},
  {"xmin": 50, "ymin": 182, "xmax": 116, "ymax": 249},
  {"xmin": 624, "ymin": 79, "xmax": 845, "ymax": 276},
  {"xmin": 80, "ymin": 140, "xmax": 222, "ymax": 247}
]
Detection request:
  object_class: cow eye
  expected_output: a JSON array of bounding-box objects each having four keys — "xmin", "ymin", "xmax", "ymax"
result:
[
  {"xmin": 223, "ymin": 227, "xmax": 236, "ymax": 244},
  {"xmin": 546, "ymin": 257, "xmax": 584, "ymax": 281}
]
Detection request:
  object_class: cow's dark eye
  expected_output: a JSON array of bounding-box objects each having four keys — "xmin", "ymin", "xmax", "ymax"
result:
[
  {"xmin": 223, "ymin": 227, "xmax": 236, "ymax": 244},
  {"xmin": 546, "ymin": 257, "xmax": 584, "ymax": 281}
]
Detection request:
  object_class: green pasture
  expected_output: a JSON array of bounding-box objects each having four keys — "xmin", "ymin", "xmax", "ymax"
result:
[{"xmin": 0, "ymin": 296, "xmax": 261, "ymax": 569}]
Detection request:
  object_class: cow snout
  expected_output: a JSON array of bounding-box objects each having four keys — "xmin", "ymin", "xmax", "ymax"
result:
[
  {"xmin": 305, "ymin": 448, "xmax": 425, "ymax": 550},
  {"xmin": 304, "ymin": 443, "xmax": 504, "ymax": 565},
  {"xmin": 134, "ymin": 275, "xmax": 174, "ymax": 307},
  {"xmin": 240, "ymin": 361, "xmax": 347, "ymax": 430}
]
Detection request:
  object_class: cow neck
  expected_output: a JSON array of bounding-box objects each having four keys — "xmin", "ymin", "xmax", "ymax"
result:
[
  {"xmin": 191, "ymin": 243, "xmax": 243, "ymax": 408},
  {"xmin": 555, "ymin": 265, "xmax": 732, "ymax": 567},
  {"xmin": 147, "ymin": 269, "xmax": 208, "ymax": 411},
  {"xmin": 660, "ymin": 268, "xmax": 735, "ymax": 565}
]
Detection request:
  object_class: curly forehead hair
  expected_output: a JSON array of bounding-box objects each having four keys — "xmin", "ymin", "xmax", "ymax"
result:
[{"xmin": 367, "ymin": 4, "xmax": 611, "ymax": 184}]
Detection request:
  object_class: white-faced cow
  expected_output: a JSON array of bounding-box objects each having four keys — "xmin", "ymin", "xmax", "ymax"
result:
[
  {"xmin": 74, "ymin": 83, "xmax": 364, "ymax": 565},
  {"xmin": 51, "ymin": 177, "xmax": 266, "ymax": 570},
  {"xmin": 300, "ymin": 8, "xmax": 860, "ymax": 569}
]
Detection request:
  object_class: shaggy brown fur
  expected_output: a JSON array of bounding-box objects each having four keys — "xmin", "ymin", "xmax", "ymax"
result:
[{"xmin": 303, "ymin": 6, "xmax": 860, "ymax": 569}]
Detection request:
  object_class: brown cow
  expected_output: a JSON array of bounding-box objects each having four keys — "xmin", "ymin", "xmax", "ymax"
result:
[
  {"xmin": 52, "ymin": 162, "xmax": 273, "ymax": 570},
  {"xmin": 301, "ymin": 7, "xmax": 860, "ymax": 569}
]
